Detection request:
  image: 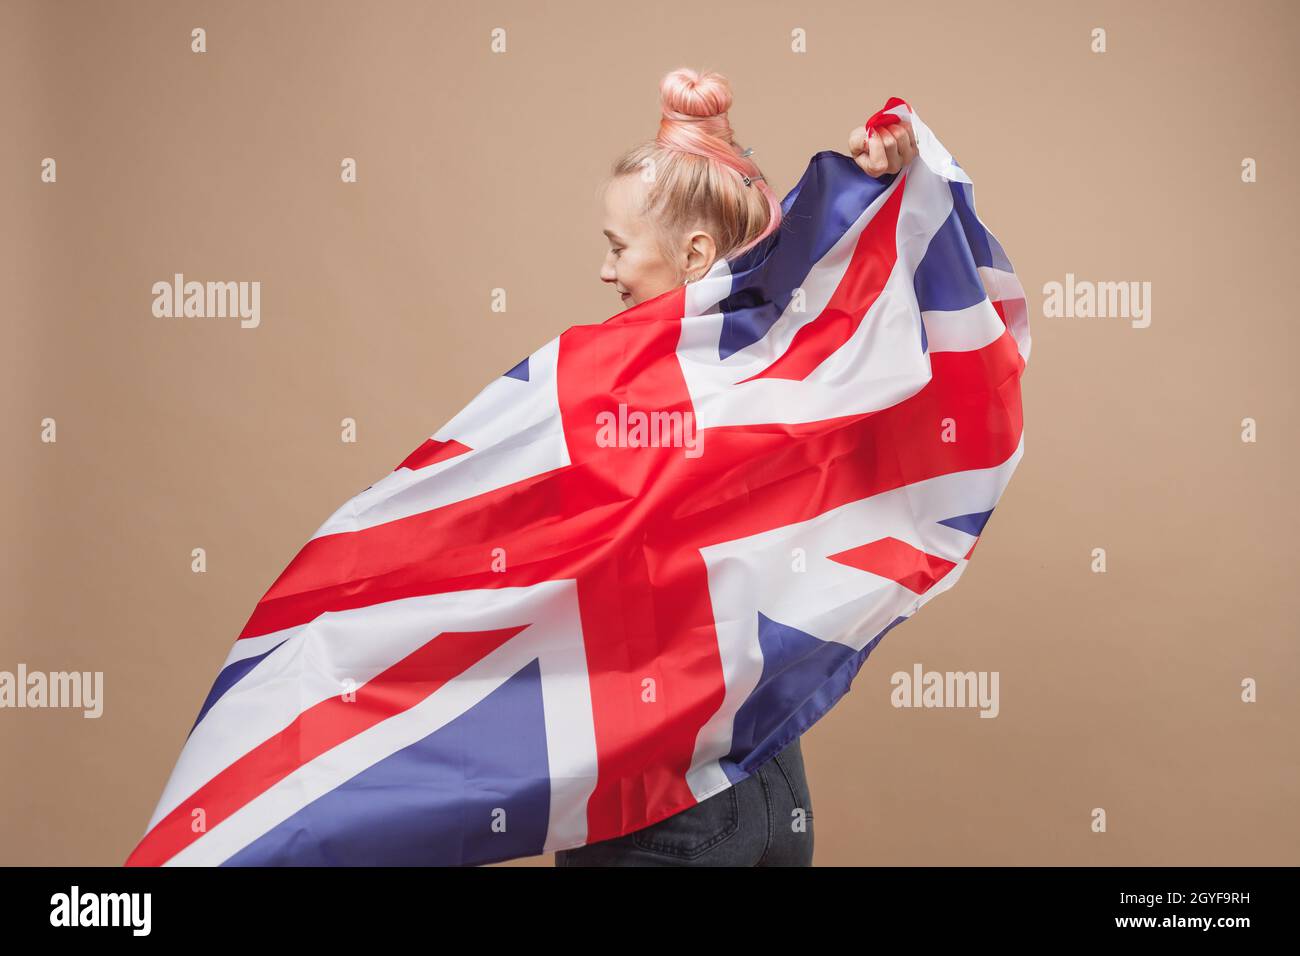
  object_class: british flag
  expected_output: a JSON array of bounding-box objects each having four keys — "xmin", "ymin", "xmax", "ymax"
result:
[{"xmin": 126, "ymin": 98, "xmax": 1029, "ymax": 866}]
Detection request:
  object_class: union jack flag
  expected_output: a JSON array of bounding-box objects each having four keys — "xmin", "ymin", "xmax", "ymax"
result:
[{"xmin": 126, "ymin": 97, "xmax": 1029, "ymax": 866}]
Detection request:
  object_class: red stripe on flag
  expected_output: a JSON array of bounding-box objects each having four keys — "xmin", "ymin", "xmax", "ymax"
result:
[
  {"xmin": 990, "ymin": 298, "xmax": 1008, "ymax": 330},
  {"xmin": 660, "ymin": 333, "xmax": 1025, "ymax": 552},
  {"xmin": 397, "ymin": 438, "xmax": 472, "ymax": 471},
  {"xmin": 555, "ymin": 286, "xmax": 728, "ymax": 842},
  {"xmin": 827, "ymin": 536, "xmax": 957, "ymax": 594}
]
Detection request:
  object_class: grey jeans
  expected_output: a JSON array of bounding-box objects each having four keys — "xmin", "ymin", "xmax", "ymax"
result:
[{"xmin": 554, "ymin": 736, "xmax": 814, "ymax": 867}]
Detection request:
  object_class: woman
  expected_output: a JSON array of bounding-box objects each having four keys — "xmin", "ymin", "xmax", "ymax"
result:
[{"xmin": 555, "ymin": 67, "xmax": 917, "ymax": 867}]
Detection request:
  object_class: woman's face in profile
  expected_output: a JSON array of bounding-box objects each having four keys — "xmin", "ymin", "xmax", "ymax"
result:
[{"xmin": 599, "ymin": 174, "xmax": 681, "ymax": 309}]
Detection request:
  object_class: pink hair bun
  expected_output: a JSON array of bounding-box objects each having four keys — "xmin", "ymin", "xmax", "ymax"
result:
[{"xmin": 659, "ymin": 67, "xmax": 734, "ymax": 122}]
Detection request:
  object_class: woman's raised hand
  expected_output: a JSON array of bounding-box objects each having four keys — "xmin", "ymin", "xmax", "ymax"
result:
[{"xmin": 849, "ymin": 120, "xmax": 918, "ymax": 178}]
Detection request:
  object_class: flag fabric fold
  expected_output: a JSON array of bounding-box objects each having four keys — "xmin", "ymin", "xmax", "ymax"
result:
[{"xmin": 127, "ymin": 97, "xmax": 1029, "ymax": 867}]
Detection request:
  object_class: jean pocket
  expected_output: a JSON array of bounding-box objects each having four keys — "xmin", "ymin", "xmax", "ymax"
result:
[
  {"xmin": 772, "ymin": 741, "xmax": 813, "ymax": 817},
  {"xmin": 631, "ymin": 785, "xmax": 740, "ymax": 860}
]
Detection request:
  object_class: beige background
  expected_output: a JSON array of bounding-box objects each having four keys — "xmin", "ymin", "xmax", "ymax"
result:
[{"xmin": 2, "ymin": 0, "xmax": 1296, "ymax": 866}]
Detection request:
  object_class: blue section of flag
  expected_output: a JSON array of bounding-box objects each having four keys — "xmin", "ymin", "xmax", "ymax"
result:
[
  {"xmin": 719, "ymin": 611, "xmax": 907, "ymax": 784},
  {"xmin": 938, "ymin": 509, "xmax": 993, "ymax": 536},
  {"xmin": 188, "ymin": 642, "xmax": 287, "ymax": 739},
  {"xmin": 950, "ymin": 181, "xmax": 1013, "ymax": 273},
  {"xmin": 914, "ymin": 205, "xmax": 988, "ymax": 314},
  {"xmin": 717, "ymin": 152, "xmax": 894, "ymax": 361},
  {"xmin": 222, "ymin": 657, "xmax": 552, "ymax": 866},
  {"xmin": 504, "ymin": 357, "xmax": 530, "ymax": 381}
]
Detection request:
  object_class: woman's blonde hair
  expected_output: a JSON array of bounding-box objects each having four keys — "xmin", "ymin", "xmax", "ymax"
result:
[{"xmin": 608, "ymin": 67, "xmax": 782, "ymax": 281}]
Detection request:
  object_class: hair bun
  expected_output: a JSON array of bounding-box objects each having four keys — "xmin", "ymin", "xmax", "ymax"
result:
[{"xmin": 659, "ymin": 67, "xmax": 734, "ymax": 122}]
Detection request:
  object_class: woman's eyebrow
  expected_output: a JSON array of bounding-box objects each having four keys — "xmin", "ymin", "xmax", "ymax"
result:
[{"xmin": 602, "ymin": 229, "xmax": 625, "ymax": 242}]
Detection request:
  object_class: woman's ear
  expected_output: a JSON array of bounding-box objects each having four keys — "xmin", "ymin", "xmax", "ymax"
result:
[{"xmin": 682, "ymin": 229, "xmax": 718, "ymax": 282}]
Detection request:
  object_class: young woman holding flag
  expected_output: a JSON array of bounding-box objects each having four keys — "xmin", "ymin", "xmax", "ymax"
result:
[{"xmin": 556, "ymin": 67, "xmax": 916, "ymax": 867}]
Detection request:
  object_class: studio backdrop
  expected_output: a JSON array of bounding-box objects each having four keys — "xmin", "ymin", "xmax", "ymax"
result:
[{"xmin": 1, "ymin": 0, "xmax": 1296, "ymax": 866}]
